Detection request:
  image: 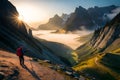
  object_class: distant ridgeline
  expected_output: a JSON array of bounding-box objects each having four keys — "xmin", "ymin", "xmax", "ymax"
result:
[{"xmin": 38, "ymin": 5, "xmax": 119, "ymax": 32}]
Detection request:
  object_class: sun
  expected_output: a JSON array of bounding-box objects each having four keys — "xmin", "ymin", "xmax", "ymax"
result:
[
  {"xmin": 15, "ymin": 4, "xmax": 48, "ymax": 27},
  {"xmin": 18, "ymin": 15, "xmax": 24, "ymax": 21}
]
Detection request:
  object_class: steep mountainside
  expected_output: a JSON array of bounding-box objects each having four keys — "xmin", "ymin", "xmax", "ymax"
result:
[
  {"xmin": 64, "ymin": 5, "xmax": 119, "ymax": 31},
  {"xmin": 64, "ymin": 6, "xmax": 95, "ymax": 31},
  {"xmin": 73, "ymin": 13, "xmax": 120, "ymax": 80},
  {"xmin": 88, "ymin": 5, "xmax": 118, "ymax": 26},
  {"xmin": 75, "ymin": 12, "xmax": 120, "ymax": 61},
  {"xmin": 90, "ymin": 12, "xmax": 120, "ymax": 52},
  {"xmin": 0, "ymin": 0, "xmax": 76, "ymax": 66},
  {"xmin": 38, "ymin": 13, "xmax": 70, "ymax": 30},
  {"xmin": 38, "ymin": 5, "xmax": 118, "ymax": 32},
  {"xmin": 61, "ymin": 13, "xmax": 71, "ymax": 23},
  {"xmin": 39, "ymin": 14, "xmax": 64, "ymax": 30}
]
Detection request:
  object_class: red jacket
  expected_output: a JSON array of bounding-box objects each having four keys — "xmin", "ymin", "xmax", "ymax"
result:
[{"xmin": 16, "ymin": 47, "xmax": 23, "ymax": 56}]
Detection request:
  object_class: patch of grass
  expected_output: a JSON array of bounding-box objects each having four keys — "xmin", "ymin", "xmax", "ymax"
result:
[
  {"xmin": 100, "ymin": 53, "xmax": 120, "ymax": 79},
  {"xmin": 76, "ymin": 43, "xmax": 98, "ymax": 62},
  {"xmin": 112, "ymin": 48, "xmax": 120, "ymax": 53},
  {"xmin": 100, "ymin": 53, "xmax": 120, "ymax": 68},
  {"xmin": 73, "ymin": 53, "xmax": 120, "ymax": 80},
  {"xmin": 71, "ymin": 52, "xmax": 79, "ymax": 64},
  {"xmin": 82, "ymin": 68, "xmax": 116, "ymax": 80},
  {"xmin": 73, "ymin": 56, "xmax": 99, "ymax": 71}
]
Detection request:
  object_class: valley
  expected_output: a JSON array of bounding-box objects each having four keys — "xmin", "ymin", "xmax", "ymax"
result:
[
  {"xmin": 33, "ymin": 30, "xmax": 92, "ymax": 50},
  {"xmin": 0, "ymin": 0, "xmax": 120, "ymax": 80}
]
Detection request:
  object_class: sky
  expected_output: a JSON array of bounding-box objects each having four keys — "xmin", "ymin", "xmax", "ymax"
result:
[{"xmin": 9, "ymin": 0, "xmax": 120, "ymax": 28}]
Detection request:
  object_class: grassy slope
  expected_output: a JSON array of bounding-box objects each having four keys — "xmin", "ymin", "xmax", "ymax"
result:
[
  {"xmin": 75, "ymin": 43, "xmax": 98, "ymax": 62},
  {"xmin": 73, "ymin": 51, "xmax": 120, "ymax": 80},
  {"xmin": 73, "ymin": 13, "xmax": 120, "ymax": 80}
]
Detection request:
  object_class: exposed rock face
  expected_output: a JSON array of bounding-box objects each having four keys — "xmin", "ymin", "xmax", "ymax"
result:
[
  {"xmin": 64, "ymin": 6, "xmax": 94, "ymax": 31},
  {"xmin": 64, "ymin": 5, "xmax": 119, "ymax": 31},
  {"xmin": 88, "ymin": 5, "xmax": 118, "ymax": 27},
  {"xmin": 0, "ymin": 0, "xmax": 27, "ymax": 34},
  {"xmin": 38, "ymin": 5, "xmax": 118, "ymax": 31},
  {"xmin": 0, "ymin": 0, "xmax": 33, "ymax": 51},
  {"xmin": 39, "ymin": 14, "xmax": 64, "ymax": 30},
  {"xmin": 49, "ymin": 14, "xmax": 63, "ymax": 26},
  {"xmin": 61, "ymin": 13, "xmax": 70, "ymax": 23},
  {"xmin": 76, "ymin": 13, "xmax": 120, "ymax": 61},
  {"xmin": 90, "ymin": 12, "xmax": 120, "ymax": 51}
]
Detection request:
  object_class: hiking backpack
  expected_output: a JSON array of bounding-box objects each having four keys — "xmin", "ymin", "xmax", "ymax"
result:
[{"xmin": 16, "ymin": 47, "xmax": 23, "ymax": 56}]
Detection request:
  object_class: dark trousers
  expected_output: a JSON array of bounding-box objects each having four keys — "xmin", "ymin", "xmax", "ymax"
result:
[{"xmin": 19, "ymin": 56, "xmax": 24, "ymax": 66}]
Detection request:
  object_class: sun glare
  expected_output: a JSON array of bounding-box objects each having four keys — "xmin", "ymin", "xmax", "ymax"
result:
[
  {"xmin": 18, "ymin": 15, "xmax": 24, "ymax": 21},
  {"xmin": 16, "ymin": 5, "xmax": 48, "ymax": 24}
]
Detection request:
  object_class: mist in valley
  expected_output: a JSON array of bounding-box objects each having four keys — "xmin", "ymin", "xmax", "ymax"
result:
[{"xmin": 33, "ymin": 30, "xmax": 92, "ymax": 49}]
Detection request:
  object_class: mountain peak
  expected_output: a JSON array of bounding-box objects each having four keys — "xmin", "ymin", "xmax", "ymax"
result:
[
  {"xmin": 49, "ymin": 14, "xmax": 62, "ymax": 22},
  {"xmin": 75, "ymin": 6, "xmax": 87, "ymax": 14},
  {"xmin": 54, "ymin": 14, "xmax": 60, "ymax": 18},
  {"xmin": 61, "ymin": 13, "xmax": 70, "ymax": 22},
  {"xmin": 61, "ymin": 13, "xmax": 68, "ymax": 17},
  {"xmin": 50, "ymin": 14, "xmax": 62, "ymax": 21}
]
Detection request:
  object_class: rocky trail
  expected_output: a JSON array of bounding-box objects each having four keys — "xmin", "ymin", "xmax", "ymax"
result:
[{"xmin": 0, "ymin": 50, "xmax": 66, "ymax": 80}]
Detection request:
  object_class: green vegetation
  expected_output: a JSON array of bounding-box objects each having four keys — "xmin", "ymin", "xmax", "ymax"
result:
[
  {"xmin": 100, "ymin": 53, "xmax": 120, "ymax": 78},
  {"xmin": 75, "ymin": 43, "xmax": 99, "ymax": 62},
  {"xmin": 73, "ymin": 12, "xmax": 120, "ymax": 80},
  {"xmin": 112, "ymin": 48, "xmax": 120, "ymax": 53},
  {"xmin": 71, "ymin": 51, "xmax": 79, "ymax": 64},
  {"xmin": 73, "ymin": 52, "xmax": 120, "ymax": 80}
]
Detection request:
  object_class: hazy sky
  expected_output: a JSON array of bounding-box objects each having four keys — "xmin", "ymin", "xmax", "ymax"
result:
[{"xmin": 9, "ymin": 0, "xmax": 120, "ymax": 27}]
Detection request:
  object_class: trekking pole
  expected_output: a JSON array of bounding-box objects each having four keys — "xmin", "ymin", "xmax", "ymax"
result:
[{"xmin": 30, "ymin": 58, "xmax": 34, "ymax": 71}]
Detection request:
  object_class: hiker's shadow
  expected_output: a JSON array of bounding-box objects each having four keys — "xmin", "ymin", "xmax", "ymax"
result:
[{"xmin": 23, "ymin": 65, "xmax": 41, "ymax": 80}]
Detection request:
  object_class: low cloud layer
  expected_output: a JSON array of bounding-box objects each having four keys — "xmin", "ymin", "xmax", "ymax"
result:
[
  {"xmin": 107, "ymin": 7, "xmax": 120, "ymax": 19},
  {"xmin": 33, "ymin": 30, "xmax": 92, "ymax": 49}
]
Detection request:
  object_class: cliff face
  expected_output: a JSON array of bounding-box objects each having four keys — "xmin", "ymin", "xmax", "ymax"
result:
[
  {"xmin": 64, "ymin": 5, "xmax": 118, "ymax": 31},
  {"xmin": 0, "ymin": 0, "xmax": 28, "ymax": 34},
  {"xmin": 38, "ymin": 14, "xmax": 70, "ymax": 30},
  {"xmin": 88, "ymin": 5, "xmax": 118, "ymax": 27},
  {"xmin": 0, "ymin": 0, "xmax": 36, "ymax": 51},
  {"xmin": 76, "ymin": 13, "xmax": 120, "ymax": 61},
  {"xmin": 90, "ymin": 12, "xmax": 120, "ymax": 51},
  {"xmin": 64, "ymin": 6, "xmax": 95, "ymax": 31},
  {"xmin": 39, "ymin": 14, "xmax": 64, "ymax": 30},
  {"xmin": 38, "ymin": 5, "xmax": 118, "ymax": 31}
]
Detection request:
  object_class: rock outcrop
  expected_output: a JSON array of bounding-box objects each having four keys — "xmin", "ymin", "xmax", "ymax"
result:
[
  {"xmin": 64, "ymin": 6, "xmax": 94, "ymax": 31},
  {"xmin": 39, "ymin": 14, "xmax": 64, "ymax": 30},
  {"xmin": 90, "ymin": 12, "xmax": 120, "ymax": 51},
  {"xmin": 75, "ymin": 12, "xmax": 120, "ymax": 61}
]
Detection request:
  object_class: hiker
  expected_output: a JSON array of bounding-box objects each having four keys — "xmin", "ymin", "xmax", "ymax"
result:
[{"xmin": 16, "ymin": 46, "xmax": 26, "ymax": 67}]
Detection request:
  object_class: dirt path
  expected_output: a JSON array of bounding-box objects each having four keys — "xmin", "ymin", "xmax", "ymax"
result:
[
  {"xmin": 94, "ymin": 57, "xmax": 119, "ymax": 79},
  {"xmin": 0, "ymin": 50, "xmax": 65, "ymax": 80}
]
